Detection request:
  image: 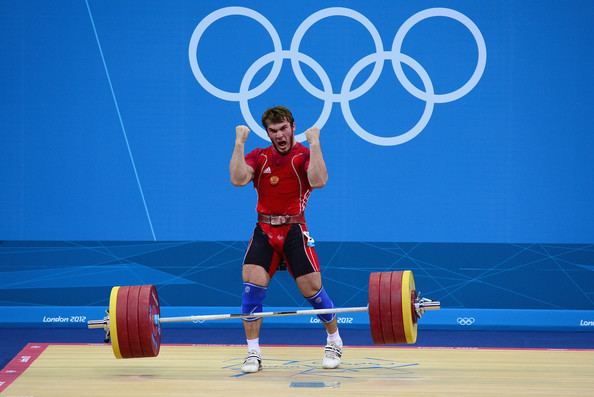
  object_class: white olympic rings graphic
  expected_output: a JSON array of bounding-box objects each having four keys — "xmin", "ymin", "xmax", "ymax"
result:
[
  {"xmin": 456, "ymin": 317, "xmax": 476, "ymax": 326},
  {"xmin": 189, "ymin": 7, "xmax": 487, "ymax": 146}
]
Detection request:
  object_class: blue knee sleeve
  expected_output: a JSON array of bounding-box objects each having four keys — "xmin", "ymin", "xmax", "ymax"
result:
[
  {"xmin": 241, "ymin": 282, "xmax": 267, "ymax": 322},
  {"xmin": 307, "ymin": 287, "xmax": 335, "ymax": 323}
]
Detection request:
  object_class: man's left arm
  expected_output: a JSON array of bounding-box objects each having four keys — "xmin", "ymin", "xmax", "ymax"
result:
[{"xmin": 305, "ymin": 127, "xmax": 328, "ymax": 188}]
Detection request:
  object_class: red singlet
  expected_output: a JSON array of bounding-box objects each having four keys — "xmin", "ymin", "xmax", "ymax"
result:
[{"xmin": 245, "ymin": 142, "xmax": 312, "ymax": 216}]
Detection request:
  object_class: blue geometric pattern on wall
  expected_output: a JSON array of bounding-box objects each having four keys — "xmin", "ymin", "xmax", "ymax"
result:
[
  {"xmin": 1, "ymin": 241, "xmax": 592, "ymax": 310},
  {"xmin": 0, "ymin": 264, "xmax": 193, "ymax": 289}
]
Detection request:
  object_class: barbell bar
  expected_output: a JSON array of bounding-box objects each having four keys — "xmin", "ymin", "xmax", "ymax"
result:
[{"xmin": 88, "ymin": 270, "xmax": 440, "ymax": 359}]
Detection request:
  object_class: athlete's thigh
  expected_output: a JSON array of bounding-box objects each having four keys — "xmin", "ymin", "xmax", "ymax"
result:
[
  {"xmin": 243, "ymin": 224, "xmax": 281, "ymax": 279},
  {"xmin": 283, "ymin": 224, "xmax": 320, "ymax": 279}
]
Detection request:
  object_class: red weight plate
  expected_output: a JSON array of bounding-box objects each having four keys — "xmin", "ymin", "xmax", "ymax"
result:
[
  {"xmin": 126, "ymin": 285, "xmax": 144, "ymax": 358},
  {"xmin": 390, "ymin": 271, "xmax": 407, "ymax": 344},
  {"xmin": 116, "ymin": 286, "xmax": 132, "ymax": 358},
  {"xmin": 379, "ymin": 272, "xmax": 396, "ymax": 344},
  {"xmin": 368, "ymin": 272, "xmax": 384, "ymax": 344},
  {"xmin": 138, "ymin": 285, "xmax": 161, "ymax": 357}
]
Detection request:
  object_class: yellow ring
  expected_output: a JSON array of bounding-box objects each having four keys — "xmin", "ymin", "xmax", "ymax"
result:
[
  {"xmin": 109, "ymin": 286, "xmax": 122, "ymax": 359},
  {"xmin": 401, "ymin": 270, "xmax": 418, "ymax": 344}
]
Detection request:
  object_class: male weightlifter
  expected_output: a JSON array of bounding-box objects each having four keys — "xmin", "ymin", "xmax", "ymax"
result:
[{"xmin": 229, "ymin": 106, "xmax": 343, "ymax": 373}]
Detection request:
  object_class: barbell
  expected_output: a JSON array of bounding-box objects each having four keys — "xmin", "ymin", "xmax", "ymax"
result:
[{"xmin": 87, "ymin": 270, "xmax": 440, "ymax": 359}]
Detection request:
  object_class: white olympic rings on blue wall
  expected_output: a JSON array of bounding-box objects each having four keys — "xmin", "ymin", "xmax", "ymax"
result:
[{"xmin": 188, "ymin": 7, "xmax": 487, "ymax": 146}]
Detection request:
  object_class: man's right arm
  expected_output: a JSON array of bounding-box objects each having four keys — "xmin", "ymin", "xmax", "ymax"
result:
[{"xmin": 229, "ymin": 125, "xmax": 255, "ymax": 186}]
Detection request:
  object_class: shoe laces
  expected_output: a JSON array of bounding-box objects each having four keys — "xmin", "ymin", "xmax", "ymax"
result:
[
  {"xmin": 244, "ymin": 350, "xmax": 261, "ymax": 364},
  {"xmin": 324, "ymin": 343, "xmax": 342, "ymax": 359}
]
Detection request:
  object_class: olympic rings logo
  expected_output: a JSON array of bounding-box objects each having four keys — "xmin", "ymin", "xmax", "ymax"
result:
[
  {"xmin": 189, "ymin": 7, "xmax": 487, "ymax": 146},
  {"xmin": 456, "ymin": 317, "xmax": 476, "ymax": 326}
]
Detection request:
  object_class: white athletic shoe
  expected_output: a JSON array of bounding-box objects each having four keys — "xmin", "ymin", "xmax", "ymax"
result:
[
  {"xmin": 241, "ymin": 350, "xmax": 262, "ymax": 373},
  {"xmin": 322, "ymin": 343, "xmax": 342, "ymax": 369}
]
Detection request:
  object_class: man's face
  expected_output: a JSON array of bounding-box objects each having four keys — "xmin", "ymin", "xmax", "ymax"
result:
[{"xmin": 265, "ymin": 120, "xmax": 295, "ymax": 154}]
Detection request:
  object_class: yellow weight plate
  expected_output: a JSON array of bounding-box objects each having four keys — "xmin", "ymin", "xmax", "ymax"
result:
[
  {"xmin": 109, "ymin": 286, "xmax": 122, "ymax": 359},
  {"xmin": 401, "ymin": 270, "xmax": 418, "ymax": 344}
]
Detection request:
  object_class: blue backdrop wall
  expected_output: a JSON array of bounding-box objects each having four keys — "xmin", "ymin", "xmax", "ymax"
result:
[{"xmin": 1, "ymin": 1, "xmax": 593, "ymax": 331}]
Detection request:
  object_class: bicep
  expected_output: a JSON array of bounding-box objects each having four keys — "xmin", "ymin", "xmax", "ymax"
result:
[{"xmin": 245, "ymin": 164, "xmax": 255, "ymax": 181}]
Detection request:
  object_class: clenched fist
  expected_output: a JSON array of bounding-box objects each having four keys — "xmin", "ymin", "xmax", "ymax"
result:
[
  {"xmin": 305, "ymin": 127, "xmax": 320, "ymax": 146},
  {"xmin": 235, "ymin": 125, "xmax": 250, "ymax": 145}
]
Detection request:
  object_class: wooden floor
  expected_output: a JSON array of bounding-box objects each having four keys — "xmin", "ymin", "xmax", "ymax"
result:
[{"xmin": 2, "ymin": 344, "xmax": 593, "ymax": 397}]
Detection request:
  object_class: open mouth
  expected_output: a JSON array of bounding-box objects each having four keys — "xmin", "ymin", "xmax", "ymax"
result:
[{"xmin": 276, "ymin": 140, "xmax": 288, "ymax": 151}]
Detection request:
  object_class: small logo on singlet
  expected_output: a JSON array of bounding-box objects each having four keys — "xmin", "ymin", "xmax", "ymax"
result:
[
  {"xmin": 303, "ymin": 231, "xmax": 315, "ymax": 247},
  {"xmin": 263, "ymin": 166, "xmax": 271, "ymax": 174}
]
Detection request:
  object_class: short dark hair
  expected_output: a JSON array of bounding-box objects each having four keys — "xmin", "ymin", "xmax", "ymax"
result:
[{"xmin": 261, "ymin": 106, "xmax": 294, "ymax": 129}]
